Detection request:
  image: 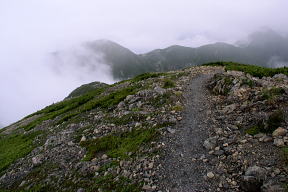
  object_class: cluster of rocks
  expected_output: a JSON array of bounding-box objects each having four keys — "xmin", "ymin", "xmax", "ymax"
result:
[{"xmin": 201, "ymin": 71, "xmax": 288, "ymax": 191}]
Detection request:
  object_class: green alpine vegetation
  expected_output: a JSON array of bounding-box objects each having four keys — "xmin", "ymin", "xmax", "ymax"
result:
[
  {"xmin": 204, "ymin": 61, "xmax": 288, "ymax": 78},
  {"xmin": 0, "ymin": 131, "xmax": 41, "ymax": 174}
]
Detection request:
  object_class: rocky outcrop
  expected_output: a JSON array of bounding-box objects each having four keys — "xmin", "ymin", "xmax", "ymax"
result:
[{"xmin": 202, "ymin": 71, "xmax": 288, "ymax": 191}]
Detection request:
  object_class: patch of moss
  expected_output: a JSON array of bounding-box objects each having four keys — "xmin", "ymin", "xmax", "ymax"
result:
[
  {"xmin": 240, "ymin": 78, "xmax": 255, "ymax": 87},
  {"xmin": 281, "ymin": 147, "xmax": 288, "ymax": 165},
  {"xmin": 261, "ymin": 87, "xmax": 285, "ymax": 100},
  {"xmin": 222, "ymin": 76, "xmax": 234, "ymax": 95},
  {"xmin": 245, "ymin": 123, "xmax": 264, "ymax": 135},
  {"xmin": 130, "ymin": 72, "xmax": 166, "ymax": 83},
  {"xmin": 203, "ymin": 61, "xmax": 288, "ymax": 78},
  {"xmin": 81, "ymin": 127, "xmax": 157, "ymax": 160},
  {"xmin": 98, "ymin": 161, "xmax": 119, "ymax": 173},
  {"xmin": 66, "ymin": 82, "xmax": 108, "ymax": 99},
  {"xmin": 0, "ymin": 131, "xmax": 42, "ymax": 174},
  {"xmin": 14, "ymin": 162, "xmax": 59, "ymax": 191},
  {"xmin": 93, "ymin": 174, "xmax": 141, "ymax": 192},
  {"xmin": 169, "ymin": 72, "xmax": 188, "ymax": 80},
  {"xmin": 150, "ymin": 92, "xmax": 172, "ymax": 107},
  {"xmin": 266, "ymin": 110, "xmax": 284, "ymax": 133},
  {"xmin": 73, "ymin": 125, "xmax": 93, "ymax": 143},
  {"xmin": 245, "ymin": 110, "xmax": 284, "ymax": 135},
  {"xmin": 163, "ymin": 79, "xmax": 175, "ymax": 88},
  {"xmin": 108, "ymin": 113, "xmax": 147, "ymax": 126},
  {"xmin": 174, "ymin": 91, "xmax": 183, "ymax": 97},
  {"xmin": 171, "ymin": 105, "xmax": 183, "ymax": 111}
]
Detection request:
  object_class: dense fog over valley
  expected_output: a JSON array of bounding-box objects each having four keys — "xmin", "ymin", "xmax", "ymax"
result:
[{"xmin": 1, "ymin": 0, "xmax": 288, "ymax": 126}]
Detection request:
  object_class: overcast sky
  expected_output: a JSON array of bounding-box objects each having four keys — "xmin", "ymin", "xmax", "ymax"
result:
[{"xmin": 1, "ymin": 0, "xmax": 288, "ymax": 126}]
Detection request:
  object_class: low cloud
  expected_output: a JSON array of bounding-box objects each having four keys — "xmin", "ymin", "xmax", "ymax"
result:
[
  {"xmin": 49, "ymin": 44, "xmax": 114, "ymax": 84},
  {"xmin": 268, "ymin": 56, "xmax": 288, "ymax": 68}
]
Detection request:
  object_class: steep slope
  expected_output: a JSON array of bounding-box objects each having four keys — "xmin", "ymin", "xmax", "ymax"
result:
[{"xmin": 0, "ymin": 63, "xmax": 287, "ymax": 191}]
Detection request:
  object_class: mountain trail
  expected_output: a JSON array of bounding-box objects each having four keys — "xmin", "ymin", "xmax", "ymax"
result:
[{"xmin": 158, "ymin": 73, "xmax": 218, "ymax": 191}]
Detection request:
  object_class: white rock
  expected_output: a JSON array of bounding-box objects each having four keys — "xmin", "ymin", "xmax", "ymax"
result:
[
  {"xmin": 101, "ymin": 154, "xmax": 108, "ymax": 159},
  {"xmin": 148, "ymin": 162, "xmax": 154, "ymax": 169},
  {"xmin": 207, "ymin": 172, "xmax": 215, "ymax": 179},
  {"xmin": 274, "ymin": 138, "xmax": 285, "ymax": 147},
  {"xmin": 135, "ymin": 122, "xmax": 142, "ymax": 127},
  {"xmin": 80, "ymin": 136, "xmax": 86, "ymax": 142}
]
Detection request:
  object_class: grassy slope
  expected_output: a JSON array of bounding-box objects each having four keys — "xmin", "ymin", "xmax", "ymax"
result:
[
  {"xmin": 0, "ymin": 72, "xmax": 170, "ymax": 182},
  {"xmin": 0, "ymin": 131, "xmax": 41, "ymax": 175}
]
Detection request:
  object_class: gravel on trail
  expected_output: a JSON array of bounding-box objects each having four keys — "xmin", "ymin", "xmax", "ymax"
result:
[{"xmin": 158, "ymin": 73, "xmax": 219, "ymax": 192}]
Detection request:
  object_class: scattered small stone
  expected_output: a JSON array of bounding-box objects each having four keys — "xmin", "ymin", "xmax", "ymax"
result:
[
  {"xmin": 135, "ymin": 122, "xmax": 142, "ymax": 127},
  {"xmin": 254, "ymin": 133, "xmax": 266, "ymax": 139},
  {"xmin": 167, "ymin": 127, "xmax": 176, "ymax": 134},
  {"xmin": 80, "ymin": 136, "xmax": 87, "ymax": 142},
  {"xmin": 273, "ymin": 138, "xmax": 285, "ymax": 147},
  {"xmin": 177, "ymin": 116, "xmax": 182, "ymax": 121},
  {"xmin": 272, "ymin": 127, "xmax": 287, "ymax": 137},
  {"xmin": 101, "ymin": 154, "xmax": 108, "ymax": 159},
  {"xmin": 90, "ymin": 166, "xmax": 100, "ymax": 172},
  {"xmin": 223, "ymin": 143, "xmax": 229, "ymax": 147},
  {"xmin": 207, "ymin": 172, "xmax": 215, "ymax": 179},
  {"xmin": 214, "ymin": 150, "xmax": 224, "ymax": 156},
  {"xmin": 19, "ymin": 180, "xmax": 26, "ymax": 187},
  {"xmin": 202, "ymin": 158, "xmax": 208, "ymax": 162},
  {"xmin": 142, "ymin": 185, "xmax": 152, "ymax": 190},
  {"xmin": 77, "ymin": 188, "xmax": 85, "ymax": 192},
  {"xmin": 31, "ymin": 155, "xmax": 43, "ymax": 165},
  {"xmin": 148, "ymin": 162, "xmax": 154, "ymax": 169},
  {"xmin": 261, "ymin": 136, "xmax": 273, "ymax": 143},
  {"xmin": 203, "ymin": 137, "xmax": 217, "ymax": 150}
]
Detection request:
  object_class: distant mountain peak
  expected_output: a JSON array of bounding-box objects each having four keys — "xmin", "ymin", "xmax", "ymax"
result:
[{"xmin": 85, "ymin": 39, "xmax": 129, "ymax": 51}]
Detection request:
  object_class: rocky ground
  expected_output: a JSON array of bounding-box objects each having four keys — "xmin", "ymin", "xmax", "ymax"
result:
[{"xmin": 0, "ymin": 65, "xmax": 287, "ymax": 192}]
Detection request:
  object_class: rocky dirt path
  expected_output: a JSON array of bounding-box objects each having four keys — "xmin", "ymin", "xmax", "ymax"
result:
[{"xmin": 158, "ymin": 73, "xmax": 218, "ymax": 191}]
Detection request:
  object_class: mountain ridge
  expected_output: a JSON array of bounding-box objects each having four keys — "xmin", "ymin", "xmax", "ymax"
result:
[{"xmin": 52, "ymin": 30, "xmax": 288, "ymax": 80}]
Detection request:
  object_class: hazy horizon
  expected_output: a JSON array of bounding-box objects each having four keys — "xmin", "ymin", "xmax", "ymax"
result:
[{"xmin": 1, "ymin": 0, "xmax": 288, "ymax": 127}]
